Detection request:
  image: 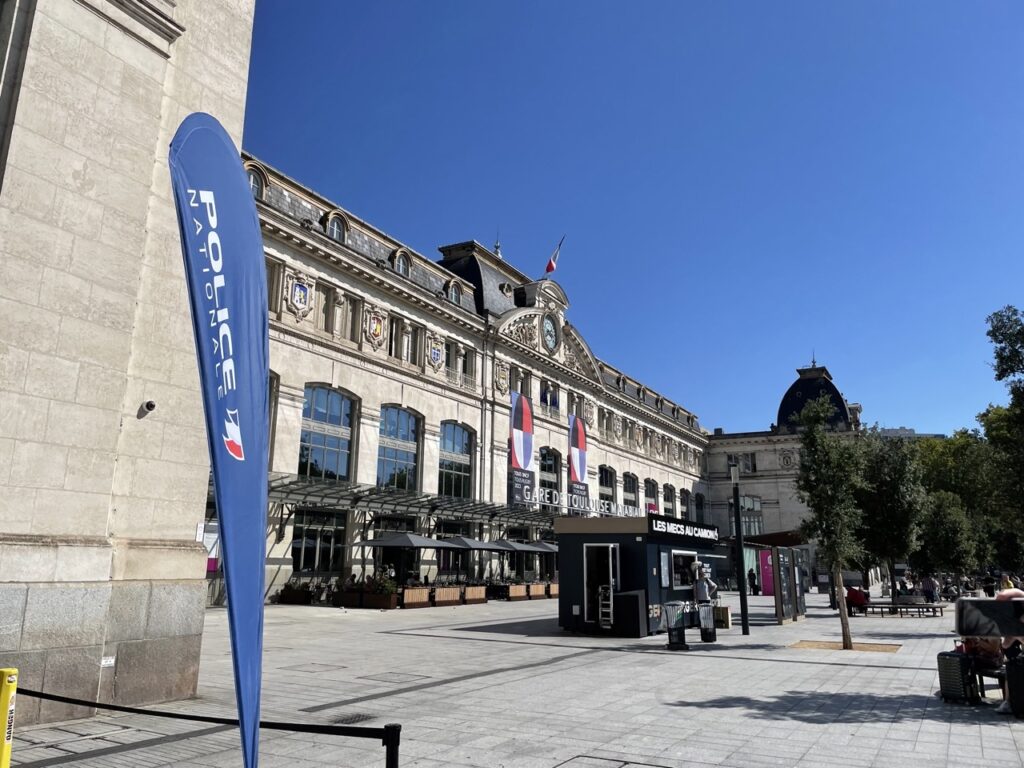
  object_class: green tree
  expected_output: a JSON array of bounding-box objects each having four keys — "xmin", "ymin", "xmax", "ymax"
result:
[
  {"xmin": 795, "ymin": 395, "xmax": 864, "ymax": 650},
  {"xmin": 856, "ymin": 430, "xmax": 926, "ymax": 605},
  {"xmin": 911, "ymin": 491, "xmax": 976, "ymax": 576},
  {"xmin": 917, "ymin": 429, "xmax": 1003, "ymax": 566}
]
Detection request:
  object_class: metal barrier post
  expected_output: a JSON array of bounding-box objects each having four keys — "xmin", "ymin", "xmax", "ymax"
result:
[
  {"xmin": 1, "ymin": 668, "xmax": 17, "ymax": 768},
  {"xmin": 382, "ymin": 722, "xmax": 401, "ymax": 768}
]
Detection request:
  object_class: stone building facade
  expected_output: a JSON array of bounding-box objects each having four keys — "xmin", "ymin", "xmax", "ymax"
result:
[
  {"xmin": 705, "ymin": 365, "xmax": 862, "ymax": 567},
  {"xmin": 0, "ymin": 0, "xmax": 256, "ymax": 723},
  {"xmin": 241, "ymin": 156, "xmax": 711, "ymax": 593}
]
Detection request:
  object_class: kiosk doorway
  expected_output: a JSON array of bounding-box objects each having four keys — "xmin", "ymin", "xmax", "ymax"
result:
[{"xmin": 584, "ymin": 543, "xmax": 619, "ymax": 626}]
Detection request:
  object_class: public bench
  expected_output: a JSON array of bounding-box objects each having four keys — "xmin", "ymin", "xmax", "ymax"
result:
[{"xmin": 858, "ymin": 599, "xmax": 944, "ymax": 617}]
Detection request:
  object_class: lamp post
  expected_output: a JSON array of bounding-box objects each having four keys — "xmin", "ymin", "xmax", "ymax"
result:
[{"xmin": 732, "ymin": 465, "xmax": 750, "ymax": 635}]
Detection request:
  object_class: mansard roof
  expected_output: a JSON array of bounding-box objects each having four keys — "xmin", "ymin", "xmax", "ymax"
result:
[{"xmin": 776, "ymin": 365, "xmax": 852, "ymax": 432}]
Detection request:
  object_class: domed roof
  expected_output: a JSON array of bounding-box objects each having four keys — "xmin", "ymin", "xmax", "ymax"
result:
[{"xmin": 776, "ymin": 365, "xmax": 851, "ymax": 432}]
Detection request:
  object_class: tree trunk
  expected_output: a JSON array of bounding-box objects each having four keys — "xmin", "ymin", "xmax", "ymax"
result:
[
  {"xmin": 888, "ymin": 558, "xmax": 899, "ymax": 614},
  {"xmin": 834, "ymin": 564, "xmax": 853, "ymax": 650}
]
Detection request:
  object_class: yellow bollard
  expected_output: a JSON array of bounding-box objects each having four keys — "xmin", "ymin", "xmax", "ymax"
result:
[{"xmin": 0, "ymin": 668, "xmax": 16, "ymax": 768}]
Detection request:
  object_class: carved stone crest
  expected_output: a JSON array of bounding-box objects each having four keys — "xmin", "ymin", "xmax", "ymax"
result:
[
  {"xmin": 285, "ymin": 272, "xmax": 315, "ymax": 322},
  {"xmin": 503, "ymin": 316, "xmax": 538, "ymax": 348},
  {"xmin": 780, "ymin": 449, "xmax": 796, "ymax": 470},
  {"xmin": 426, "ymin": 333, "xmax": 445, "ymax": 372},
  {"xmin": 612, "ymin": 415, "xmax": 623, "ymax": 441},
  {"xmin": 583, "ymin": 399, "xmax": 595, "ymax": 428},
  {"xmin": 362, "ymin": 304, "xmax": 387, "ymax": 350},
  {"xmin": 494, "ymin": 361, "xmax": 510, "ymax": 395}
]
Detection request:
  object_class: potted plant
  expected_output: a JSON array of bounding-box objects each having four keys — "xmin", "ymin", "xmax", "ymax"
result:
[{"xmin": 333, "ymin": 576, "xmax": 363, "ymax": 608}]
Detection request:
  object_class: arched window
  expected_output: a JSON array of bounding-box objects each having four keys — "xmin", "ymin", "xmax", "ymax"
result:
[
  {"xmin": 438, "ymin": 422, "xmax": 473, "ymax": 498},
  {"xmin": 298, "ymin": 385, "xmax": 355, "ymax": 480},
  {"xmin": 694, "ymin": 493, "xmax": 706, "ymax": 525},
  {"xmin": 644, "ymin": 479, "xmax": 658, "ymax": 513},
  {"xmin": 448, "ymin": 282, "xmax": 462, "ymax": 304},
  {"xmin": 539, "ymin": 447, "xmax": 561, "ymax": 514},
  {"xmin": 598, "ymin": 465, "xmax": 616, "ymax": 503},
  {"xmin": 326, "ymin": 215, "xmax": 346, "ymax": 243},
  {"xmin": 377, "ymin": 406, "xmax": 420, "ymax": 490},
  {"xmin": 622, "ymin": 473, "xmax": 638, "ymax": 510},
  {"xmin": 680, "ymin": 489, "xmax": 691, "ymax": 520},
  {"xmin": 663, "ymin": 484, "xmax": 675, "ymax": 517},
  {"xmin": 394, "ymin": 251, "xmax": 410, "ymax": 277},
  {"xmin": 247, "ymin": 168, "xmax": 264, "ymax": 200}
]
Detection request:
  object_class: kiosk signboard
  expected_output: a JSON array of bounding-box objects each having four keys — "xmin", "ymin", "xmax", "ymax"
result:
[{"xmin": 646, "ymin": 514, "xmax": 720, "ymax": 548}]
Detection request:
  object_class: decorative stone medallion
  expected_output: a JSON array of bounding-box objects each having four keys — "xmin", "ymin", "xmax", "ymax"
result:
[
  {"xmin": 426, "ymin": 334, "xmax": 445, "ymax": 372},
  {"xmin": 363, "ymin": 305, "xmax": 387, "ymax": 350},
  {"xmin": 494, "ymin": 361, "xmax": 510, "ymax": 395},
  {"xmin": 780, "ymin": 449, "xmax": 795, "ymax": 470},
  {"xmin": 285, "ymin": 272, "xmax": 314, "ymax": 322}
]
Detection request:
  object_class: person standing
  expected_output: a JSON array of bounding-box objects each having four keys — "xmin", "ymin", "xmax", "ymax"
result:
[
  {"xmin": 695, "ymin": 569, "xmax": 718, "ymax": 604},
  {"xmin": 747, "ymin": 568, "xmax": 758, "ymax": 596},
  {"xmin": 921, "ymin": 574, "xmax": 937, "ymax": 603}
]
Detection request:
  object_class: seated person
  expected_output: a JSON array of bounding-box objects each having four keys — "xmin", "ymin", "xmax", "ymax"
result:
[{"xmin": 846, "ymin": 585, "xmax": 869, "ymax": 615}]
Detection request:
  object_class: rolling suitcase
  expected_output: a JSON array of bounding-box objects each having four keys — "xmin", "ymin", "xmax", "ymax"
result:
[{"xmin": 936, "ymin": 651, "xmax": 979, "ymax": 704}]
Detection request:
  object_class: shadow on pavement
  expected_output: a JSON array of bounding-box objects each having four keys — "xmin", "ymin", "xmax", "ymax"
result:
[{"xmin": 665, "ymin": 690, "xmax": 1003, "ymax": 724}]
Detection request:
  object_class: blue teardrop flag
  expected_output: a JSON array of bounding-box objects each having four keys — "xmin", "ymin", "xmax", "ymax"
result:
[{"xmin": 168, "ymin": 113, "xmax": 268, "ymax": 768}]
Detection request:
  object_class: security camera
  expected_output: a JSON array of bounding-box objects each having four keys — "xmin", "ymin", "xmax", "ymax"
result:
[{"xmin": 143, "ymin": 400, "xmax": 157, "ymax": 412}]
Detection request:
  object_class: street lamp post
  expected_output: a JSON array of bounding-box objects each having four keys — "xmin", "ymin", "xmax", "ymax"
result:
[{"xmin": 732, "ymin": 465, "xmax": 750, "ymax": 635}]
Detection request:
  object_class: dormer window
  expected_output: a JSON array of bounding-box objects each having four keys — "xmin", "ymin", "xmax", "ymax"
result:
[
  {"xmin": 394, "ymin": 252, "xmax": 410, "ymax": 277},
  {"xmin": 326, "ymin": 216, "xmax": 345, "ymax": 243},
  {"xmin": 247, "ymin": 169, "xmax": 264, "ymax": 200},
  {"xmin": 448, "ymin": 282, "xmax": 462, "ymax": 304}
]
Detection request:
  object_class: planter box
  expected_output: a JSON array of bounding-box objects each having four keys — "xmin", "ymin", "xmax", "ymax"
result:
[
  {"xmin": 433, "ymin": 586, "xmax": 461, "ymax": 607},
  {"xmin": 528, "ymin": 583, "xmax": 547, "ymax": 600},
  {"xmin": 334, "ymin": 591, "xmax": 362, "ymax": 608},
  {"xmin": 278, "ymin": 589, "xmax": 312, "ymax": 605},
  {"xmin": 363, "ymin": 593, "xmax": 398, "ymax": 610},
  {"xmin": 508, "ymin": 584, "xmax": 528, "ymax": 601},
  {"xmin": 401, "ymin": 587, "xmax": 430, "ymax": 609},
  {"xmin": 486, "ymin": 584, "xmax": 509, "ymax": 601},
  {"xmin": 463, "ymin": 586, "xmax": 487, "ymax": 605},
  {"xmin": 547, "ymin": 583, "xmax": 559, "ymax": 598}
]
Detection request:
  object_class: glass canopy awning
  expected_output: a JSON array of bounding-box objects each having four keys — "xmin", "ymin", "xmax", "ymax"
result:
[{"xmin": 266, "ymin": 472, "xmax": 559, "ymax": 526}]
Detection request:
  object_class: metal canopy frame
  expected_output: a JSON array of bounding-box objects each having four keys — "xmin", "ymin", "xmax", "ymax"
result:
[{"xmin": 266, "ymin": 472, "xmax": 558, "ymax": 526}]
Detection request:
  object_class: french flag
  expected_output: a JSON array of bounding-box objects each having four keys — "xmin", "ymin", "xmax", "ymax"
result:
[{"xmin": 545, "ymin": 235, "xmax": 565, "ymax": 275}]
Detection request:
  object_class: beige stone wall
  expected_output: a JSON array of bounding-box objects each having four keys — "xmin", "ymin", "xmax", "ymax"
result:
[{"xmin": 0, "ymin": 0, "xmax": 255, "ymax": 723}]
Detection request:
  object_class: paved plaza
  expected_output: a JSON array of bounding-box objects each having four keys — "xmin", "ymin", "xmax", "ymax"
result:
[{"xmin": 9, "ymin": 592, "xmax": 1024, "ymax": 768}]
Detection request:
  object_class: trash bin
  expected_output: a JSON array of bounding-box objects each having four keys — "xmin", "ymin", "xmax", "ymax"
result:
[
  {"xmin": 698, "ymin": 603, "xmax": 716, "ymax": 642},
  {"xmin": 662, "ymin": 601, "xmax": 689, "ymax": 650}
]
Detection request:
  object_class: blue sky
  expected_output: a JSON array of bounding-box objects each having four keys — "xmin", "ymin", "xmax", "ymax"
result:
[{"xmin": 243, "ymin": 1, "xmax": 1024, "ymax": 435}]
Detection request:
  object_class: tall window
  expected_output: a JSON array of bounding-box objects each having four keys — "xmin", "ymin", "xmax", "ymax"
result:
[
  {"xmin": 539, "ymin": 447, "xmax": 561, "ymax": 514},
  {"xmin": 291, "ymin": 509, "xmax": 346, "ymax": 574},
  {"xmin": 316, "ymin": 284, "xmax": 334, "ymax": 333},
  {"xmin": 377, "ymin": 406, "xmax": 420, "ymax": 490},
  {"xmin": 438, "ymin": 422, "xmax": 473, "ymax": 498},
  {"xmin": 540, "ymin": 380, "xmax": 559, "ymax": 414},
  {"xmin": 663, "ymin": 484, "xmax": 676, "ymax": 517},
  {"xmin": 680, "ymin": 489, "xmax": 691, "ymax": 520},
  {"xmin": 327, "ymin": 215, "xmax": 345, "ymax": 243},
  {"xmin": 247, "ymin": 169, "xmax": 264, "ymax": 199},
  {"xmin": 394, "ymin": 252, "xmax": 410, "ymax": 277},
  {"xmin": 727, "ymin": 452, "xmax": 757, "ymax": 474},
  {"xmin": 694, "ymin": 493, "xmax": 706, "ymax": 524},
  {"xmin": 337, "ymin": 293, "xmax": 360, "ymax": 343},
  {"xmin": 598, "ymin": 465, "xmax": 616, "ymax": 503},
  {"xmin": 644, "ymin": 479, "xmax": 658, "ymax": 512},
  {"xmin": 729, "ymin": 495, "xmax": 763, "ymax": 536},
  {"xmin": 448, "ymin": 282, "xmax": 462, "ymax": 304},
  {"xmin": 266, "ymin": 259, "xmax": 282, "ymax": 317},
  {"xmin": 622, "ymin": 473, "xmax": 638, "ymax": 509},
  {"xmin": 298, "ymin": 386, "xmax": 355, "ymax": 480}
]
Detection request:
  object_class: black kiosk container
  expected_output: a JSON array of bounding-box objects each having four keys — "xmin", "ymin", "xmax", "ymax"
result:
[{"xmin": 554, "ymin": 513, "xmax": 725, "ymax": 637}]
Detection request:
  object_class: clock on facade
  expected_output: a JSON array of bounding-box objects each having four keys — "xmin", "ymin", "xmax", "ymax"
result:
[{"xmin": 542, "ymin": 314, "xmax": 559, "ymax": 352}]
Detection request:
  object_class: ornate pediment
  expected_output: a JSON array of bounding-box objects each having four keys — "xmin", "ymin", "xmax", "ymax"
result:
[
  {"xmin": 502, "ymin": 314, "xmax": 538, "ymax": 349},
  {"xmin": 561, "ymin": 326, "xmax": 602, "ymax": 383}
]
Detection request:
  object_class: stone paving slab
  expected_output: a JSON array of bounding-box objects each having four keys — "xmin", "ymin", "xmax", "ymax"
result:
[{"xmin": 9, "ymin": 592, "xmax": 1024, "ymax": 767}]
